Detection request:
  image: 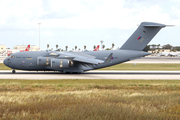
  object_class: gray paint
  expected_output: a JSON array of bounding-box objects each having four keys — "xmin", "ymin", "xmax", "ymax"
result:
[
  {"xmin": 120, "ymin": 22, "xmax": 166, "ymax": 51},
  {"xmin": 3, "ymin": 22, "xmax": 168, "ymax": 73}
]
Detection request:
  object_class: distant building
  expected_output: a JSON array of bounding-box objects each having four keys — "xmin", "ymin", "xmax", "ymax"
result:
[
  {"xmin": 150, "ymin": 45, "xmax": 162, "ymax": 49},
  {"xmin": 0, "ymin": 45, "xmax": 6, "ymax": 52},
  {"xmin": 14, "ymin": 45, "xmax": 39, "ymax": 51}
]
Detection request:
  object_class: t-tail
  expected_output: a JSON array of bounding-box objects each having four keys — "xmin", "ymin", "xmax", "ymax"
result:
[{"xmin": 120, "ymin": 22, "xmax": 168, "ymax": 51}]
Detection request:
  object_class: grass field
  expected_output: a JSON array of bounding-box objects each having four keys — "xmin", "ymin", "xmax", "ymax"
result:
[
  {"xmin": 0, "ymin": 79, "xmax": 180, "ymax": 119},
  {"xmin": 0, "ymin": 63, "xmax": 11, "ymax": 70},
  {"xmin": 100, "ymin": 63, "xmax": 180, "ymax": 71},
  {"xmin": 1, "ymin": 63, "xmax": 180, "ymax": 71}
]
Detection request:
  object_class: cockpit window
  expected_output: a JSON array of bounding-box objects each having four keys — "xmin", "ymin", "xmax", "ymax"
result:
[{"xmin": 10, "ymin": 55, "xmax": 15, "ymax": 58}]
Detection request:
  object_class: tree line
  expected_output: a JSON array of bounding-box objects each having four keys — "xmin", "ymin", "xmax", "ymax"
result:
[{"xmin": 143, "ymin": 44, "xmax": 180, "ymax": 52}]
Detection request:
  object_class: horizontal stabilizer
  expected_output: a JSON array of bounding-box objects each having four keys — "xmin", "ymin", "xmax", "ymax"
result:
[
  {"xmin": 144, "ymin": 25, "xmax": 174, "ymax": 28},
  {"xmin": 143, "ymin": 24, "xmax": 166, "ymax": 28}
]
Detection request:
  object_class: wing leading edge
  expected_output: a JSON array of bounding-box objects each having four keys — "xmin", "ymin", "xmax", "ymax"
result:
[
  {"xmin": 52, "ymin": 52, "xmax": 104, "ymax": 64},
  {"xmin": 73, "ymin": 57, "xmax": 104, "ymax": 64}
]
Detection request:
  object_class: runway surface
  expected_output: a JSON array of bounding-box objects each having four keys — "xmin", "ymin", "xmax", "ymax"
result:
[{"xmin": 0, "ymin": 70, "xmax": 180, "ymax": 80}]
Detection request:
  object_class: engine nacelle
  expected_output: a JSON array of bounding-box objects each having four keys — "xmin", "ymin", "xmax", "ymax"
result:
[
  {"xmin": 37, "ymin": 57, "xmax": 49, "ymax": 66},
  {"xmin": 51, "ymin": 59, "xmax": 70, "ymax": 68}
]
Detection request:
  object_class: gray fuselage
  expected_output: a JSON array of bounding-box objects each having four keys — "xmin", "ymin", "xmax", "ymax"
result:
[{"xmin": 3, "ymin": 50, "xmax": 150, "ymax": 73}]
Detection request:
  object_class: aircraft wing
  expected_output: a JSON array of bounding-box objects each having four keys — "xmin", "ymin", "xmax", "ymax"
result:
[
  {"xmin": 51, "ymin": 51, "xmax": 104, "ymax": 64},
  {"xmin": 73, "ymin": 57, "xmax": 104, "ymax": 64}
]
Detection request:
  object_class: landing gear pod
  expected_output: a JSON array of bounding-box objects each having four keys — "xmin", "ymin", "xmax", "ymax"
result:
[
  {"xmin": 37, "ymin": 57, "xmax": 49, "ymax": 66},
  {"xmin": 51, "ymin": 59, "xmax": 70, "ymax": 68}
]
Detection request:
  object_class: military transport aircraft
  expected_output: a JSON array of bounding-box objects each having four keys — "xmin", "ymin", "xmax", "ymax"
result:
[{"xmin": 3, "ymin": 22, "xmax": 169, "ymax": 74}]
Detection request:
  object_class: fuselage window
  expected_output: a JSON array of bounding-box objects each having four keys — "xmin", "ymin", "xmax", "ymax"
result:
[{"xmin": 11, "ymin": 55, "xmax": 15, "ymax": 58}]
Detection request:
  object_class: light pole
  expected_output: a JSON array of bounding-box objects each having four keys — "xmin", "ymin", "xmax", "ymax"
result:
[
  {"xmin": 100, "ymin": 40, "xmax": 103, "ymax": 50},
  {"xmin": 38, "ymin": 23, "xmax": 41, "ymax": 50}
]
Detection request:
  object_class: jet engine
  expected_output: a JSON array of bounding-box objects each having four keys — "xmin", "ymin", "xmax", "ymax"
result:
[
  {"xmin": 37, "ymin": 57, "xmax": 49, "ymax": 66},
  {"xmin": 51, "ymin": 59, "xmax": 70, "ymax": 68}
]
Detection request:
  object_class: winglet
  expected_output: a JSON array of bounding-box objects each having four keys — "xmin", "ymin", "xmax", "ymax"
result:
[
  {"xmin": 104, "ymin": 53, "xmax": 113, "ymax": 63},
  {"xmin": 94, "ymin": 45, "xmax": 100, "ymax": 51},
  {"xmin": 25, "ymin": 45, "xmax": 30, "ymax": 51}
]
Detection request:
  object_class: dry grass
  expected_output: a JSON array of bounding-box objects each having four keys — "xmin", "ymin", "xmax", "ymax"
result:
[
  {"xmin": 100, "ymin": 63, "xmax": 180, "ymax": 71},
  {"xmin": 0, "ymin": 79, "xmax": 180, "ymax": 119},
  {"xmin": 0, "ymin": 63, "xmax": 11, "ymax": 70}
]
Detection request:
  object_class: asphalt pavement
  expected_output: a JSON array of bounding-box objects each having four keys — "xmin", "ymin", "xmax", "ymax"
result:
[{"xmin": 0, "ymin": 70, "xmax": 180, "ymax": 80}]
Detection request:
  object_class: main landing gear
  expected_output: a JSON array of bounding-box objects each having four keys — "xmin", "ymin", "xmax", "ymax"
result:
[{"xmin": 12, "ymin": 69, "xmax": 16, "ymax": 74}]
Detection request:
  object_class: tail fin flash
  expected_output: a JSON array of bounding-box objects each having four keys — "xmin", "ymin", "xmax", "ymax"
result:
[
  {"xmin": 25, "ymin": 45, "xmax": 30, "ymax": 51},
  {"xmin": 120, "ymin": 22, "xmax": 167, "ymax": 51},
  {"xmin": 94, "ymin": 45, "xmax": 99, "ymax": 51}
]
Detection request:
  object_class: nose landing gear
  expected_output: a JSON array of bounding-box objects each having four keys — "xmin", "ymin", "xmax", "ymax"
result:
[{"xmin": 12, "ymin": 70, "xmax": 16, "ymax": 74}]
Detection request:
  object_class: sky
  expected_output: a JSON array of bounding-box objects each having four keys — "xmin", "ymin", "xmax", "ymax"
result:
[{"xmin": 0, "ymin": 0, "xmax": 180, "ymax": 50}]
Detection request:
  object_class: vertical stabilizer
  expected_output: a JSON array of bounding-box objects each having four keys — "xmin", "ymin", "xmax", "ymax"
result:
[
  {"xmin": 120, "ymin": 22, "xmax": 166, "ymax": 51},
  {"xmin": 25, "ymin": 45, "xmax": 30, "ymax": 51},
  {"xmin": 94, "ymin": 45, "xmax": 100, "ymax": 51}
]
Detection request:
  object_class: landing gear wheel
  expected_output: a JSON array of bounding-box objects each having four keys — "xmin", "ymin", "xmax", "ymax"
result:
[{"xmin": 12, "ymin": 70, "xmax": 16, "ymax": 74}]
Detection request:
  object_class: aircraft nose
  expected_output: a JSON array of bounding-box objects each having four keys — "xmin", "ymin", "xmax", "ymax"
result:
[{"xmin": 3, "ymin": 58, "xmax": 8, "ymax": 66}]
